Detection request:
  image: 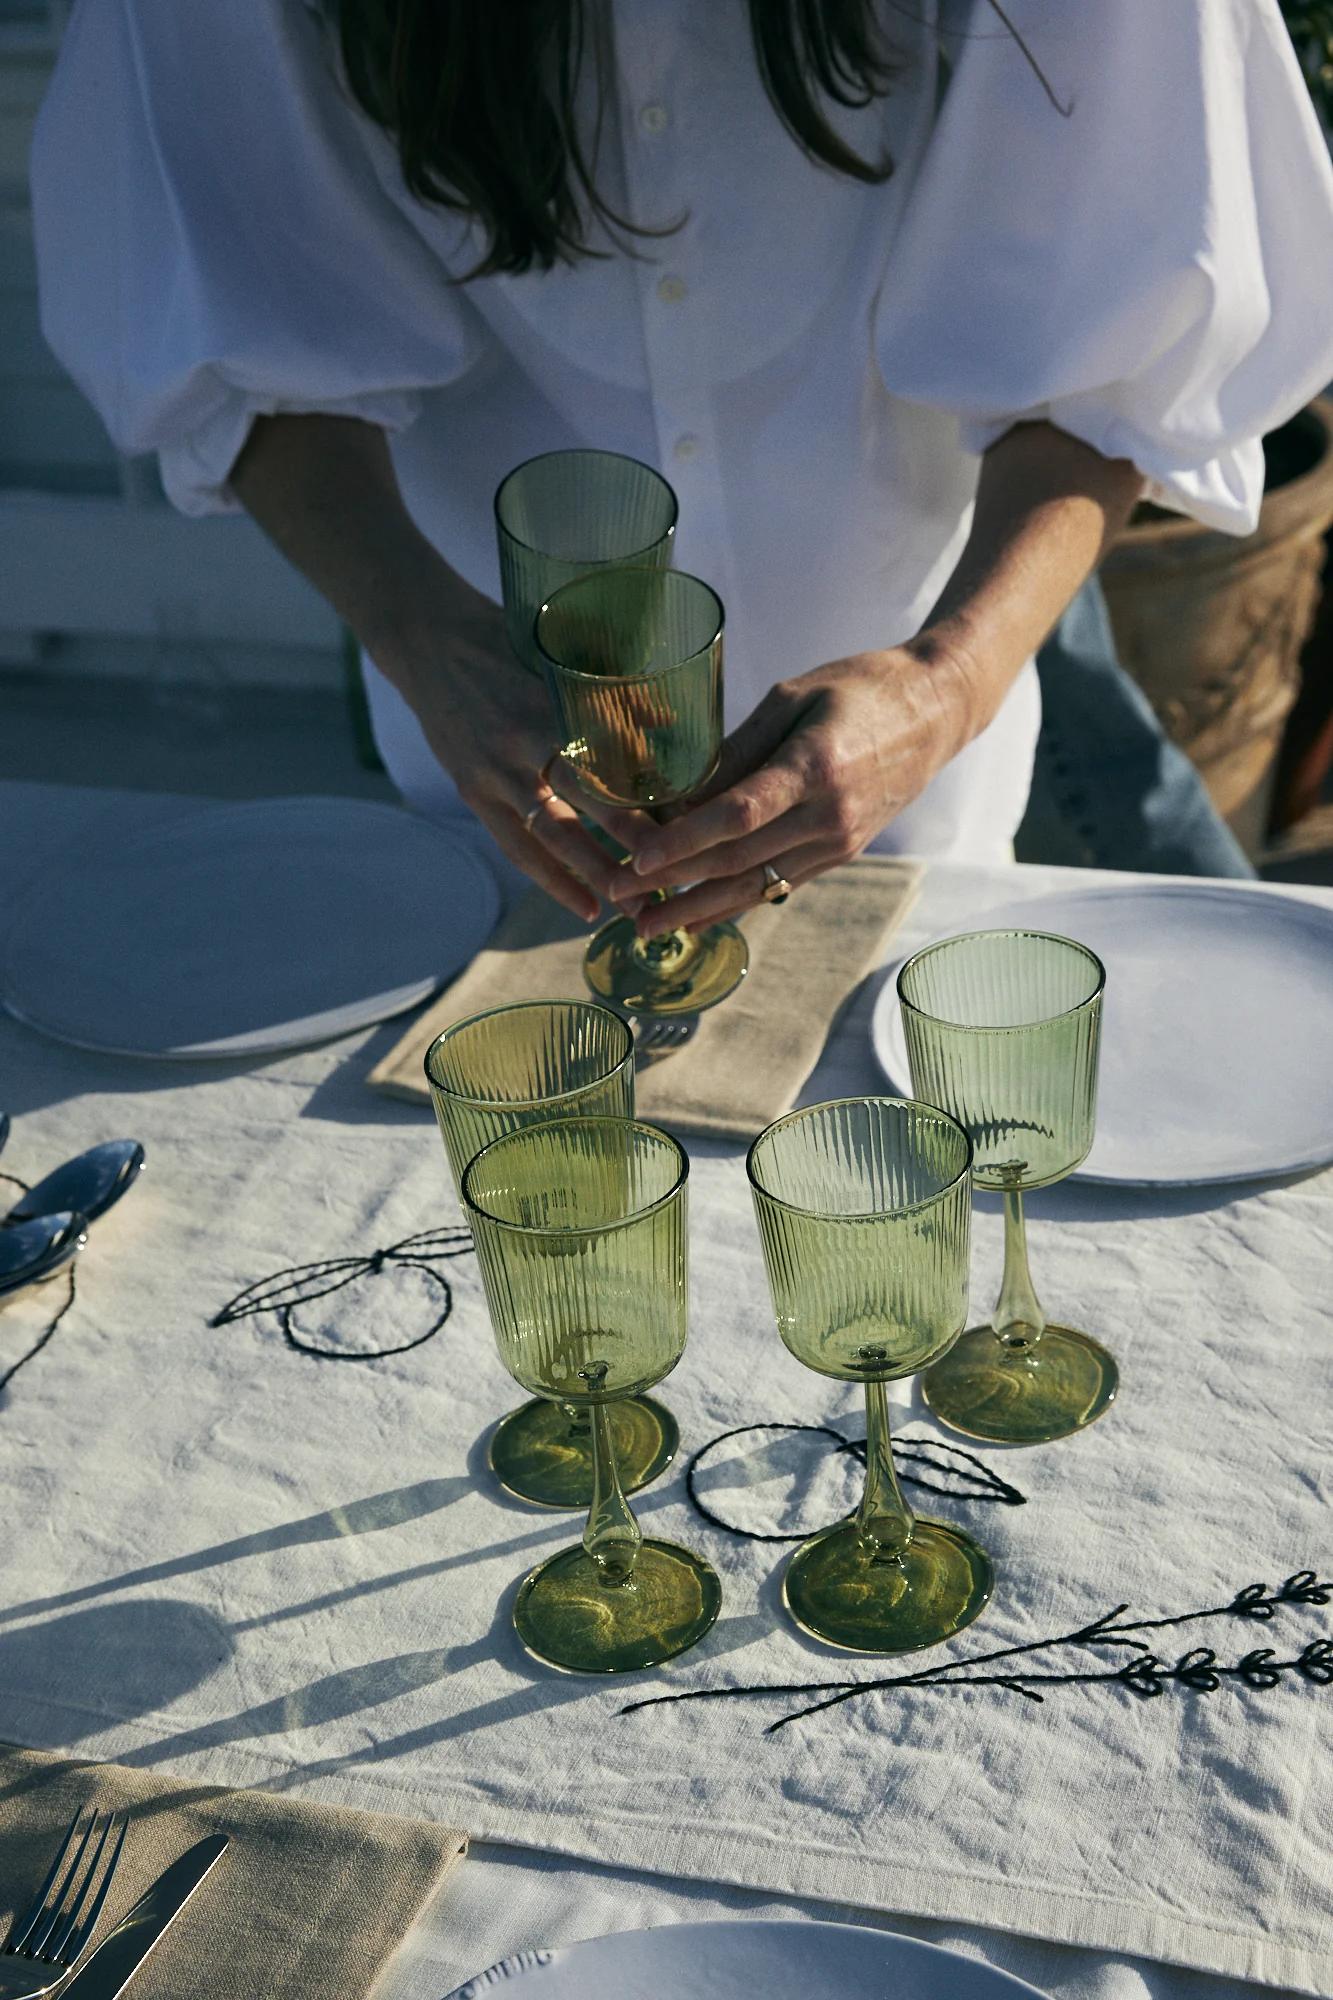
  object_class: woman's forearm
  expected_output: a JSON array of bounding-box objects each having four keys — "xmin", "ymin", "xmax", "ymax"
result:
[
  {"xmin": 228, "ymin": 412, "xmax": 485, "ymax": 676},
  {"xmin": 911, "ymin": 419, "xmax": 1144, "ymax": 753},
  {"xmin": 227, "ymin": 411, "xmax": 632, "ymax": 919}
]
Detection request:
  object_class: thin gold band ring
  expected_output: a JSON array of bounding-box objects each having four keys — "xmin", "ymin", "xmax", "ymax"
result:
[
  {"xmin": 761, "ymin": 863, "xmax": 792, "ymax": 905},
  {"xmin": 523, "ymin": 752, "xmax": 563, "ymax": 833}
]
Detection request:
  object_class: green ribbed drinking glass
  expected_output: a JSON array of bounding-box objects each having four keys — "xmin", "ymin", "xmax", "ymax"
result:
[
  {"xmin": 748, "ymin": 1097, "xmax": 992, "ymax": 1654},
  {"xmin": 536, "ymin": 567, "xmax": 749, "ymax": 1018},
  {"xmin": 463, "ymin": 1116, "xmax": 722, "ymax": 1674},
  {"xmin": 425, "ymin": 1000, "xmax": 677, "ymax": 1508},
  {"xmin": 494, "ymin": 449, "xmax": 678, "ymax": 674},
  {"xmin": 897, "ymin": 929, "xmax": 1117, "ymax": 1444}
]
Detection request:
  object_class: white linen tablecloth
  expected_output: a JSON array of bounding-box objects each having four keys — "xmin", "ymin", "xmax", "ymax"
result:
[{"xmin": 0, "ymin": 783, "xmax": 1328, "ymax": 2000}]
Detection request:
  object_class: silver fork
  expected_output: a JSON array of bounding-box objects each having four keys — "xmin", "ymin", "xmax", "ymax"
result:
[
  {"xmin": 631, "ymin": 1014, "xmax": 700, "ymax": 1063},
  {"xmin": 0, "ymin": 1810, "xmax": 129, "ymax": 1999}
]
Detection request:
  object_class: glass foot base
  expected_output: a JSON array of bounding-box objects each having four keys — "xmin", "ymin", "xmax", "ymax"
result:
[
  {"xmin": 515, "ymin": 1538, "xmax": 723, "ymax": 1674},
  {"xmin": 489, "ymin": 1395, "xmax": 678, "ymax": 1509},
  {"xmin": 584, "ymin": 914, "xmax": 748, "ymax": 1018},
  {"xmin": 922, "ymin": 1323, "xmax": 1119, "ymax": 1444},
  {"xmin": 784, "ymin": 1516, "xmax": 993, "ymax": 1655}
]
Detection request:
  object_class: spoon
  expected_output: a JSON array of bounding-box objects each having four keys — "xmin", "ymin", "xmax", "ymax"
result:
[
  {"xmin": 0, "ymin": 1211, "xmax": 88, "ymax": 1300},
  {"xmin": 3, "ymin": 1140, "xmax": 145, "ymax": 1229}
]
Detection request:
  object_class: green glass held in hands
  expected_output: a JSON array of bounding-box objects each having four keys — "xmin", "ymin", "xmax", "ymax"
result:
[
  {"xmin": 463, "ymin": 1116, "xmax": 722, "ymax": 1675},
  {"xmin": 424, "ymin": 1000, "xmax": 677, "ymax": 1508},
  {"xmin": 748, "ymin": 1097, "xmax": 993, "ymax": 1655},
  {"xmin": 536, "ymin": 566, "xmax": 749, "ymax": 1018},
  {"xmin": 494, "ymin": 449, "xmax": 678, "ymax": 674},
  {"xmin": 897, "ymin": 928, "xmax": 1118, "ymax": 1445}
]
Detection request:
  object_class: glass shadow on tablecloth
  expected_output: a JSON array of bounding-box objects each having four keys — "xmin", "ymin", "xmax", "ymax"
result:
[{"xmin": 0, "ymin": 1600, "xmax": 233, "ymax": 1761}]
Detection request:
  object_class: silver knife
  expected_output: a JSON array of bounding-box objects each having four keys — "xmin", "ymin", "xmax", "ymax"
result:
[{"xmin": 58, "ymin": 1833, "xmax": 228, "ymax": 1999}]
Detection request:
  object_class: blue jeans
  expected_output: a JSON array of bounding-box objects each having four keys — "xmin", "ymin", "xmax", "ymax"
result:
[{"xmin": 1018, "ymin": 575, "xmax": 1255, "ymax": 879}]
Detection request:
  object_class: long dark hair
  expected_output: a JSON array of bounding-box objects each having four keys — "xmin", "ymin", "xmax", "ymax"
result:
[{"xmin": 330, "ymin": 1, "xmax": 903, "ymax": 278}]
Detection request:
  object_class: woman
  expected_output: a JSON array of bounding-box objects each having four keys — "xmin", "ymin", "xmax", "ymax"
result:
[{"xmin": 30, "ymin": 1, "xmax": 1333, "ymax": 930}]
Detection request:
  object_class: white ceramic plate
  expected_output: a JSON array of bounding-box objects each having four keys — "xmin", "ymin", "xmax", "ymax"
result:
[
  {"xmin": 2, "ymin": 797, "xmax": 500, "ymax": 1059},
  {"xmin": 871, "ymin": 882, "xmax": 1333, "ymax": 1187},
  {"xmin": 443, "ymin": 1919, "xmax": 1050, "ymax": 1999}
]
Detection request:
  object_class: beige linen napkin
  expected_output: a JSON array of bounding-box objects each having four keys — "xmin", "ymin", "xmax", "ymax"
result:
[
  {"xmin": 0, "ymin": 1744, "xmax": 466, "ymax": 2000},
  {"xmin": 369, "ymin": 855, "xmax": 921, "ymax": 1140}
]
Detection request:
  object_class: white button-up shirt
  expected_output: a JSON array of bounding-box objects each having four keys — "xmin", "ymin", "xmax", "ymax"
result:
[{"xmin": 30, "ymin": 0, "xmax": 1333, "ymax": 861}]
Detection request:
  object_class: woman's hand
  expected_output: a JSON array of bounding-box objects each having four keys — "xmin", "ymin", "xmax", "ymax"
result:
[
  {"xmin": 604, "ymin": 426, "xmax": 1143, "ymax": 936},
  {"xmin": 229, "ymin": 413, "xmax": 648, "ymax": 921},
  {"xmin": 610, "ymin": 643, "xmax": 976, "ymax": 934},
  {"xmin": 380, "ymin": 578, "xmax": 647, "ymax": 922}
]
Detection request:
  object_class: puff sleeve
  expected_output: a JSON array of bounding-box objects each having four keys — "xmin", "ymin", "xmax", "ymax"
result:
[
  {"xmin": 30, "ymin": 0, "xmax": 480, "ymax": 514},
  {"xmin": 874, "ymin": 0, "xmax": 1333, "ymax": 534}
]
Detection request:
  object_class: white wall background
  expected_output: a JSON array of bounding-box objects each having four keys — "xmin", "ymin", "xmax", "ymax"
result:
[{"xmin": 0, "ymin": 2, "xmax": 344, "ymax": 687}]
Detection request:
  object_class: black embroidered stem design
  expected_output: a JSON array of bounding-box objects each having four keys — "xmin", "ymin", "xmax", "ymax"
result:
[
  {"xmin": 0, "ymin": 1265, "xmax": 78, "ymax": 1397},
  {"xmin": 0, "ymin": 1171, "xmax": 80, "ymax": 1398},
  {"xmin": 211, "ymin": 1226, "xmax": 474, "ymax": 1360},
  {"xmin": 685, "ymin": 1420, "xmax": 1025, "ymax": 1543},
  {"xmin": 620, "ymin": 1573, "xmax": 1333, "ymax": 1732}
]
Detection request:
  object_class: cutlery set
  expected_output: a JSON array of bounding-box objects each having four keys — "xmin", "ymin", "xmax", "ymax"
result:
[
  {"xmin": 1, "ymin": 1138, "xmax": 214, "ymax": 1988},
  {"xmin": 1, "ymin": 1812, "xmax": 226, "ymax": 1999}
]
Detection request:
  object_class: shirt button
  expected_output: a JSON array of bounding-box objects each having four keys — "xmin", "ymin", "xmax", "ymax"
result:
[
  {"xmin": 656, "ymin": 274, "xmax": 687, "ymax": 304},
  {"xmin": 640, "ymin": 103, "xmax": 669, "ymax": 135},
  {"xmin": 673, "ymin": 433, "xmax": 701, "ymax": 462}
]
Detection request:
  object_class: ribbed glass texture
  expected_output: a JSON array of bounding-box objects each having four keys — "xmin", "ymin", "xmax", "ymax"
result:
[
  {"xmin": 463, "ymin": 1117, "xmax": 688, "ymax": 1405},
  {"xmin": 494, "ymin": 450, "xmax": 677, "ymax": 673},
  {"xmin": 897, "ymin": 930, "xmax": 1104, "ymax": 1190},
  {"xmin": 424, "ymin": 1000, "xmax": 635, "ymax": 1196},
  {"xmin": 747, "ymin": 1097, "xmax": 972, "ymax": 1382},
  {"xmin": 536, "ymin": 568, "xmax": 724, "ymax": 809}
]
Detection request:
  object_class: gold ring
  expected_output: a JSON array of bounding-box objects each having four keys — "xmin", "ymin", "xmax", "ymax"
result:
[
  {"xmin": 523, "ymin": 753, "xmax": 563, "ymax": 834},
  {"xmin": 761, "ymin": 863, "xmax": 792, "ymax": 905}
]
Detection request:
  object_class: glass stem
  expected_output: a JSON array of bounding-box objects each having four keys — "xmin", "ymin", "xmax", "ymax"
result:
[
  {"xmin": 994, "ymin": 1187, "xmax": 1047, "ymax": 1352},
  {"xmin": 628, "ymin": 808, "xmax": 694, "ymax": 970},
  {"xmin": 579, "ymin": 1366, "xmax": 642, "ymax": 1585},
  {"xmin": 631, "ymin": 888, "xmax": 690, "ymax": 969},
  {"xmin": 857, "ymin": 1378, "xmax": 915, "ymax": 1563}
]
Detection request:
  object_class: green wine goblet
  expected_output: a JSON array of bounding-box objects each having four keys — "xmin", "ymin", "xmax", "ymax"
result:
[
  {"xmin": 747, "ymin": 1097, "xmax": 992, "ymax": 1655},
  {"xmin": 425, "ymin": 1000, "xmax": 678, "ymax": 1508},
  {"xmin": 535, "ymin": 566, "xmax": 749, "ymax": 1018},
  {"xmin": 463, "ymin": 1115, "xmax": 722, "ymax": 1674},
  {"xmin": 494, "ymin": 449, "xmax": 678, "ymax": 674},
  {"xmin": 897, "ymin": 928, "xmax": 1117, "ymax": 1444}
]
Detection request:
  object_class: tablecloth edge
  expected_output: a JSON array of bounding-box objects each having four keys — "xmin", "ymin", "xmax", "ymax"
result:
[{"xmin": 21, "ymin": 1723, "xmax": 1313, "ymax": 1996}]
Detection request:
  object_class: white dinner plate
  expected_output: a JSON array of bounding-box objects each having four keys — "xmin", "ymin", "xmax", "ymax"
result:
[
  {"xmin": 871, "ymin": 882, "xmax": 1333, "ymax": 1187},
  {"xmin": 2, "ymin": 796, "xmax": 500, "ymax": 1059},
  {"xmin": 443, "ymin": 1919, "xmax": 1050, "ymax": 1999}
]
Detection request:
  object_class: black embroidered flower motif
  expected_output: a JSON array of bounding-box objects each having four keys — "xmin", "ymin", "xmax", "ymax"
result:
[
  {"xmin": 684, "ymin": 1420, "xmax": 1025, "ymax": 1544},
  {"xmin": 211, "ymin": 1227, "xmax": 473, "ymax": 1360}
]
